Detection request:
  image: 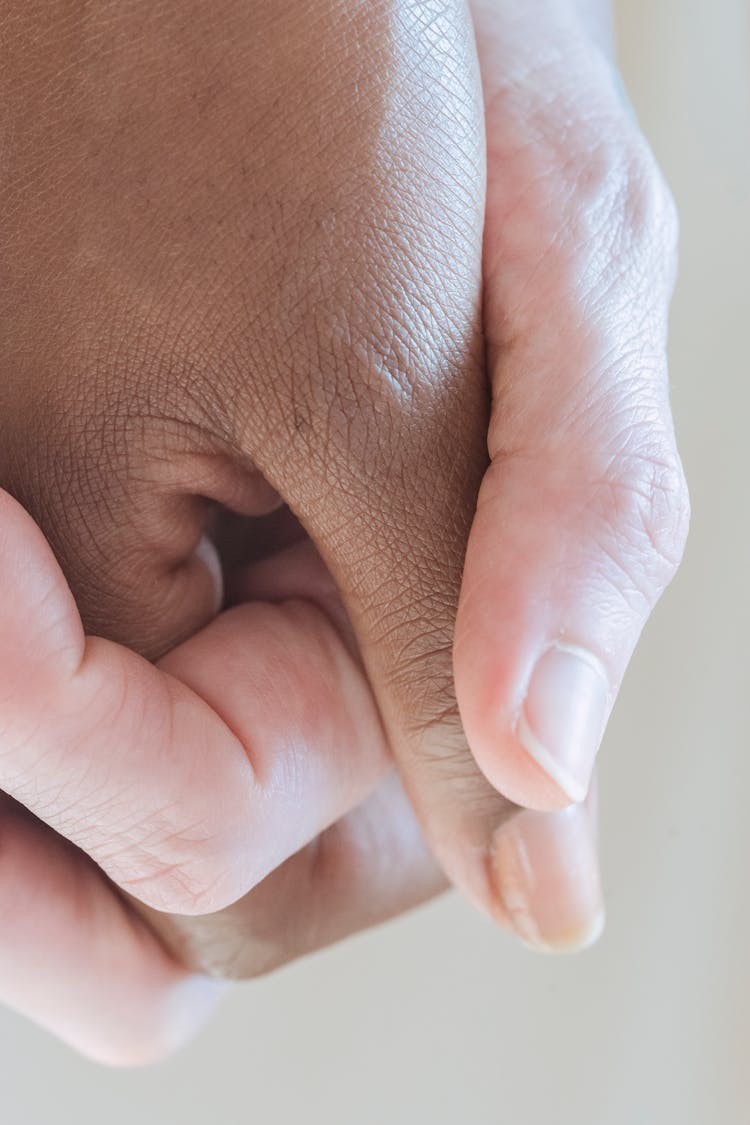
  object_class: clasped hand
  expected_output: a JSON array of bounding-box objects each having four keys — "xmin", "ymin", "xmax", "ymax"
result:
[{"xmin": 0, "ymin": 0, "xmax": 687, "ymax": 1063}]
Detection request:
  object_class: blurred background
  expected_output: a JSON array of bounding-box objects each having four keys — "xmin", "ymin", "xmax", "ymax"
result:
[{"xmin": 1, "ymin": 1, "xmax": 747, "ymax": 1121}]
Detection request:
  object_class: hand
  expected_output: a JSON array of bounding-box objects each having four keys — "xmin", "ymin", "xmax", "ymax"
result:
[
  {"xmin": 454, "ymin": 0, "xmax": 689, "ymax": 808},
  {"xmin": 0, "ymin": 0, "xmax": 519, "ymax": 1064},
  {"xmin": 0, "ymin": 490, "xmax": 450, "ymax": 1063},
  {"xmin": 0, "ymin": 0, "xmax": 687, "ymax": 1063},
  {"xmin": 0, "ymin": 488, "xmax": 598, "ymax": 1063}
]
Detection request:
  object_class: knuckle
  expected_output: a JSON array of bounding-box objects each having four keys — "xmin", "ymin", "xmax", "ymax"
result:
[
  {"xmin": 103, "ymin": 820, "xmax": 238, "ymax": 917},
  {"xmin": 544, "ymin": 124, "xmax": 680, "ymax": 317},
  {"xmin": 599, "ymin": 440, "xmax": 690, "ymax": 598},
  {"xmin": 615, "ymin": 143, "xmax": 679, "ymax": 285}
]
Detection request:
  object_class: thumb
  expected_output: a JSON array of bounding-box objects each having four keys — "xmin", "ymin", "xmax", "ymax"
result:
[{"xmin": 455, "ymin": 0, "xmax": 690, "ymax": 810}]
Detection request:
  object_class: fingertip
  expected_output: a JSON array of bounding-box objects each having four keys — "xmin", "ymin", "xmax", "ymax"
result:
[
  {"xmin": 476, "ymin": 732, "xmax": 582, "ymax": 813},
  {"xmin": 490, "ymin": 796, "xmax": 604, "ymax": 954},
  {"xmin": 506, "ymin": 641, "xmax": 609, "ymax": 808},
  {"xmin": 74, "ymin": 975, "xmax": 228, "ymax": 1069},
  {"xmin": 456, "ymin": 661, "xmax": 605, "ymax": 813},
  {"xmin": 139, "ymin": 974, "xmax": 228, "ymax": 1067},
  {"xmin": 454, "ymin": 602, "xmax": 590, "ymax": 812}
]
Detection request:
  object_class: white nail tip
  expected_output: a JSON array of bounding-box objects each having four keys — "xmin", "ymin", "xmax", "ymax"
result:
[
  {"xmin": 519, "ymin": 906, "xmax": 606, "ymax": 955},
  {"xmin": 516, "ymin": 708, "xmax": 589, "ymax": 804},
  {"xmin": 516, "ymin": 642, "xmax": 611, "ymax": 804},
  {"xmin": 577, "ymin": 905, "xmax": 607, "ymax": 950}
]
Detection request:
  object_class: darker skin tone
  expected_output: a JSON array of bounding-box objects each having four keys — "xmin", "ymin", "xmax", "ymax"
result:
[{"xmin": 0, "ymin": 0, "xmax": 506, "ymax": 976}]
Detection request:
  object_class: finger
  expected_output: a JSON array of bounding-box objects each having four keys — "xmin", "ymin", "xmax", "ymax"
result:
[
  {"xmin": 0, "ymin": 490, "xmax": 388, "ymax": 915},
  {"xmin": 229, "ymin": 498, "xmax": 606, "ymax": 963},
  {"xmin": 2, "ymin": 0, "xmax": 514, "ymax": 930},
  {"xmin": 145, "ymin": 771, "xmax": 603, "ymax": 980},
  {"xmin": 140, "ymin": 773, "xmax": 448, "ymax": 980},
  {"xmin": 455, "ymin": 0, "xmax": 690, "ymax": 811},
  {"xmin": 229, "ymin": 536, "xmax": 357, "ymax": 651},
  {"xmin": 0, "ymin": 773, "xmax": 600, "ymax": 1069},
  {"xmin": 491, "ymin": 779, "xmax": 604, "ymax": 952},
  {"xmin": 0, "ymin": 774, "xmax": 441, "ymax": 1064},
  {"xmin": 0, "ymin": 795, "xmax": 224, "ymax": 1066}
]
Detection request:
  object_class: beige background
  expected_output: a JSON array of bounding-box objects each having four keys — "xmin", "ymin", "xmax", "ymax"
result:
[{"xmin": 0, "ymin": 1, "xmax": 747, "ymax": 1121}]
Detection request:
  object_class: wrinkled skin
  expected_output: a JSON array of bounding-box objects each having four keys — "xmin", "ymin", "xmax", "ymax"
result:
[
  {"xmin": 0, "ymin": 0, "xmax": 486, "ymax": 655},
  {"xmin": 0, "ymin": 0, "xmax": 688, "ymax": 1063},
  {"xmin": 0, "ymin": 0, "xmax": 499, "ymax": 1062}
]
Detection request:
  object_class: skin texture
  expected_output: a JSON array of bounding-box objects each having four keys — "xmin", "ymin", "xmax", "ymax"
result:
[
  {"xmin": 455, "ymin": 1, "xmax": 688, "ymax": 810},
  {"xmin": 0, "ymin": 0, "xmax": 503, "ymax": 1062},
  {"xmin": 0, "ymin": 0, "xmax": 687, "ymax": 1063}
]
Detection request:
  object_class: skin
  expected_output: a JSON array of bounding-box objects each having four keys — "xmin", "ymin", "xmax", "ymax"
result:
[{"xmin": 0, "ymin": 0, "xmax": 688, "ymax": 1063}]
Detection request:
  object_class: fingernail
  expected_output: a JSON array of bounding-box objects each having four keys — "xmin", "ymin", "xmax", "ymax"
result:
[
  {"xmin": 492, "ymin": 802, "xmax": 604, "ymax": 953},
  {"xmin": 517, "ymin": 643, "xmax": 610, "ymax": 804}
]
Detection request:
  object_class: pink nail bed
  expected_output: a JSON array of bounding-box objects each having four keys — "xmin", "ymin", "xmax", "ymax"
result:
[{"xmin": 517, "ymin": 642, "xmax": 610, "ymax": 804}]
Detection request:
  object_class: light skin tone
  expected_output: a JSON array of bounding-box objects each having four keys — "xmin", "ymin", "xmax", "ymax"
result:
[{"xmin": 0, "ymin": 0, "xmax": 687, "ymax": 1063}]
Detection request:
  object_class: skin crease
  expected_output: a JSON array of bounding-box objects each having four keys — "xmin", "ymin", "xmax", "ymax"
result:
[
  {"xmin": 0, "ymin": 0, "xmax": 504, "ymax": 1061},
  {"xmin": 0, "ymin": 0, "xmax": 687, "ymax": 1063},
  {"xmin": 0, "ymin": 0, "xmax": 503, "ymax": 911},
  {"xmin": 454, "ymin": 1, "xmax": 688, "ymax": 810}
]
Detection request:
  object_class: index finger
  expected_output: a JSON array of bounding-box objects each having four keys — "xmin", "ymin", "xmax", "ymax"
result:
[{"xmin": 0, "ymin": 491, "xmax": 389, "ymax": 915}]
